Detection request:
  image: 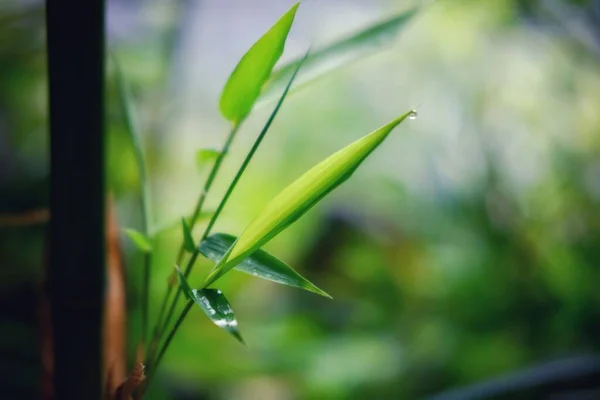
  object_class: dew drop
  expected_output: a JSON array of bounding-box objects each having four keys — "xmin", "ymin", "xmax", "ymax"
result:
[{"xmin": 408, "ymin": 110, "xmax": 418, "ymax": 120}]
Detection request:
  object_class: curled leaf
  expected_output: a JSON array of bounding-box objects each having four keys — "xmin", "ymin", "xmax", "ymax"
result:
[{"xmin": 180, "ymin": 217, "xmax": 196, "ymax": 253}]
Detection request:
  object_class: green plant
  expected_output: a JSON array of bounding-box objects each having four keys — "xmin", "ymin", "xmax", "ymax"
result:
[{"xmin": 114, "ymin": 2, "xmax": 418, "ymax": 397}]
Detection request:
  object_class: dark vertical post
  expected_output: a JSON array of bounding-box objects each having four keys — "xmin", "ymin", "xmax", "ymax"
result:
[{"xmin": 46, "ymin": 0, "xmax": 106, "ymax": 398}]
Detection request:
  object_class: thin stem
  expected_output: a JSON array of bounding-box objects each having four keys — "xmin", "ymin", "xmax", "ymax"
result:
[
  {"xmin": 202, "ymin": 50, "xmax": 309, "ymax": 242},
  {"xmin": 148, "ymin": 51, "xmax": 309, "ymax": 373},
  {"xmin": 146, "ymin": 299, "xmax": 193, "ymax": 389},
  {"xmin": 147, "ymin": 122, "xmax": 241, "ymax": 365},
  {"xmin": 114, "ymin": 56, "xmax": 154, "ymax": 350}
]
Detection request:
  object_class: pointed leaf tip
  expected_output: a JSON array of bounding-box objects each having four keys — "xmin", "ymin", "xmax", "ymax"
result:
[
  {"xmin": 204, "ymin": 111, "xmax": 413, "ymax": 286},
  {"xmin": 219, "ymin": 2, "xmax": 299, "ymax": 122},
  {"xmin": 181, "ymin": 217, "xmax": 196, "ymax": 253},
  {"xmin": 190, "ymin": 288, "xmax": 244, "ymax": 344},
  {"xmin": 199, "ymin": 233, "xmax": 331, "ymax": 298}
]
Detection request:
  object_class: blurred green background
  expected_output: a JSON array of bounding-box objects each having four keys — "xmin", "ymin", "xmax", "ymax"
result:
[{"xmin": 3, "ymin": 0, "xmax": 600, "ymax": 399}]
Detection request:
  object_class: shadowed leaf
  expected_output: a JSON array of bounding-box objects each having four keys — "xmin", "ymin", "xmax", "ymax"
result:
[
  {"xmin": 199, "ymin": 233, "xmax": 331, "ymax": 298},
  {"xmin": 181, "ymin": 217, "xmax": 195, "ymax": 253},
  {"xmin": 175, "ymin": 267, "xmax": 244, "ymax": 344}
]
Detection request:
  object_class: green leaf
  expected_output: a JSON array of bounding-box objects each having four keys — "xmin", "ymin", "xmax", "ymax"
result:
[
  {"xmin": 219, "ymin": 2, "xmax": 299, "ymax": 122},
  {"xmin": 196, "ymin": 148, "xmax": 221, "ymax": 170},
  {"xmin": 259, "ymin": 7, "xmax": 418, "ymax": 104},
  {"xmin": 204, "ymin": 111, "xmax": 414, "ymax": 287},
  {"xmin": 175, "ymin": 267, "xmax": 244, "ymax": 344},
  {"xmin": 150, "ymin": 212, "xmax": 214, "ymax": 237},
  {"xmin": 175, "ymin": 265, "xmax": 192, "ymax": 300},
  {"xmin": 199, "ymin": 233, "xmax": 331, "ymax": 298},
  {"xmin": 181, "ymin": 217, "xmax": 196, "ymax": 253},
  {"xmin": 124, "ymin": 228, "xmax": 152, "ymax": 253}
]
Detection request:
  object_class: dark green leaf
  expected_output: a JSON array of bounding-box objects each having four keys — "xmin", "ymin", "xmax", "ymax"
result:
[
  {"xmin": 124, "ymin": 228, "xmax": 152, "ymax": 253},
  {"xmin": 175, "ymin": 265, "xmax": 193, "ymax": 300},
  {"xmin": 181, "ymin": 217, "xmax": 196, "ymax": 253},
  {"xmin": 219, "ymin": 2, "xmax": 299, "ymax": 122},
  {"xmin": 260, "ymin": 7, "xmax": 418, "ymax": 103},
  {"xmin": 176, "ymin": 265, "xmax": 244, "ymax": 343},
  {"xmin": 199, "ymin": 233, "xmax": 331, "ymax": 298}
]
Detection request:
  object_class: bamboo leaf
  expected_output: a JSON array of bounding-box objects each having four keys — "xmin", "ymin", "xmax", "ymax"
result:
[
  {"xmin": 175, "ymin": 267, "xmax": 244, "ymax": 344},
  {"xmin": 181, "ymin": 217, "xmax": 196, "ymax": 253},
  {"xmin": 124, "ymin": 228, "xmax": 152, "ymax": 253},
  {"xmin": 219, "ymin": 2, "xmax": 299, "ymax": 122},
  {"xmin": 196, "ymin": 148, "xmax": 221, "ymax": 170},
  {"xmin": 204, "ymin": 111, "xmax": 415, "ymax": 287},
  {"xmin": 259, "ymin": 8, "xmax": 418, "ymax": 104},
  {"xmin": 199, "ymin": 233, "xmax": 331, "ymax": 298}
]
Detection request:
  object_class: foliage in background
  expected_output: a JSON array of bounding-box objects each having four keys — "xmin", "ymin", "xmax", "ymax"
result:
[{"xmin": 2, "ymin": 0, "xmax": 600, "ymax": 399}]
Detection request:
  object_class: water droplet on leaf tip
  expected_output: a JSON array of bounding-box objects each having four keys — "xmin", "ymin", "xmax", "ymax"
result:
[{"xmin": 408, "ymin": 110, "xmax": 417, "ymax": 120}]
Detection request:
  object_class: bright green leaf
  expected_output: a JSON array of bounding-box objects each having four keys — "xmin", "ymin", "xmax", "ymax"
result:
[
  {"xmin": 219, "ymin": 2, "xmax": 299, "ymax": 122},
  {"xmin": 196, "ymin": 148, "xmax": 221, "ymax": 170},
  {"xmin": 204, "ymin": 111, "xmax": 414, "ymax": 287},
  {"xmin": 199, "ymin": 233, "xmax": 331, "ymax": 298},
  {"xmin": 124, "ymin": 228, "xmax": 152, "ymax": 253},
  {"xmin": 259, "ymin": 8, "xmax": 418, "ymax": 104},
  {"xmin": 175, "ymin": 267, "xmax": 244, "ymax": 344},
  {"xmin": 181, "ymin": 217, "xmax": 196, "ymax": 253}
]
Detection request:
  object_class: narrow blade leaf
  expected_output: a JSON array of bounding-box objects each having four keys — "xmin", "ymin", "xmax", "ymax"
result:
[
  {"xmin": 219, "ymin": 2, "xmax": 299, "ymax": 122},
  {"xmin": 204, "ymin": 111, "xmax": 414, "ymax": 286},
  {"xmin": 199, "ymin": 233, "xmax": 331, "ymax": 298},
  {"xmin": 124, "ymin": 228, "xmax": 152, "ymax": 253},
  {"xmin": 181, "ymin": 217, "xmax": 196, "ymax": 253},
  {"xmin": 259, "ymin": 8, "xmax": 418, "ymax": 103}
]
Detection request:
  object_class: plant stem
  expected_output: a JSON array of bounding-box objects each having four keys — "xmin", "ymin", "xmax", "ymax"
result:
[
  {"xmin": 147, "ymin": 122, "xmax": 241, "ymax": 365},
  {"xmin": 202, "ymin": 50, "xmax": 309, "ymax": 243},
  {"xmin": 146, "ymin": 299, "xmax": 193, "ymax": 389},
  {"xmin": 144, "ymin": 55, "xmax": 309, "ymax": 384},
  {"xmin": 114, "ymin": 56, "xmax": 154, "ymax": 350},
  {"xmin": 147, "ymin": 53, "xmax": 309, "ymax": 377}
]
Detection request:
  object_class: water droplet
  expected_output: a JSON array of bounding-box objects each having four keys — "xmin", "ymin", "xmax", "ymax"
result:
[
  {"xmin": 408, "ymin": 110, "xmax": 418, "ymax": 120},
  {"xmin": 217, "ymin": 290, "xmax": 222, "ymax": 294}
]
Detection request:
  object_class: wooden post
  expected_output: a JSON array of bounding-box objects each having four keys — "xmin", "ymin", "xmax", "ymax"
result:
[{"xmin": 46, "ymin": 0, "xmax": 106, "ymax": 397}]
